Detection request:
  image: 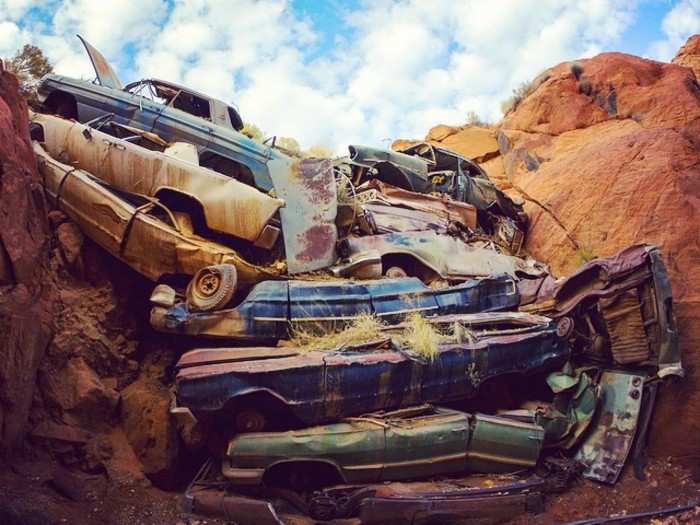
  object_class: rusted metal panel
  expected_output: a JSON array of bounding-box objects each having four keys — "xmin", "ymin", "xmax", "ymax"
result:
[
  {"xmin": 522, "ymin": 245, "xmax": 682, "ymax": 378},
  {"xmin": 360, "ymin": 492, "xmax": 543, "ymax": 525},
  {"xmin": 466, "ymin": 414, "xmax": 544, "ymax": 473},
  {"xmin": 175, "ymin": 326, "xmax": 570, "ymax": 425},
  {"xmin": 341, "ymin": 231, "xmax": 547, "ymax": 280},
  {"xmin": 600, "ymin": 290, "xmax": 650, "ymax": 364},
  {"xmin": 356, "ymin": 179, "xmax": 477, "ymax": 230},
  {"xmin": 361, "ymin": 202, "xmax": 457, "ymax": 234},
  {"xmin": 268, "ymin": 157, "xmax": 337, "ymax": 274},
  {"xmin": 176, "ymin": 347, "xmax": 299, "ymax": 368},
  {"xmin": 360, "ymin": 480, "xmax": 545, "ymax": 525},
  {"xmin": 647, "ymin": 248, "xmax": 681, "ymax": 377},
  {"xmin": 188, "ymin": 489, "xmax": 283, "ymax": 525},
  {"xmin": 33, "ymin": 113, "xmax": 283, "ymax": 243},
  {"xmin": 575, "ymin": 370, "xmax": 645, "ymax": 484}
]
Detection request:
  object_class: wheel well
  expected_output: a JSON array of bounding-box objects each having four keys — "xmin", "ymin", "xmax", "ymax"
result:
[
  {"xmin": 221, "ymin": 391, "xmax": 300, "ymax": 432},
  {"xmin": 154, "ymin": 189, "xmax": 208, "ymax": 234},
  {"xmin": 381, "ymin": 253, "xmax": 439, "ymax": 283},
  {"xmin": 43, "ymin": 91, "xmax": 77, "ymax": 120},
  {"xmin": 263, "ymin": 460, "xmax": 344, "ymax": 490}
]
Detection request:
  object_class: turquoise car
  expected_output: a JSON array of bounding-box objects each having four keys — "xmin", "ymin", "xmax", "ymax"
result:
[{"xmin": 222, "ymin": 405, "xmax": 544, "ymax": 488}]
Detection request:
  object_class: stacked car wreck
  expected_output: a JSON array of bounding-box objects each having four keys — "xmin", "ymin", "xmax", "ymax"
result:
[{"xmin": 30, "ymin": 36, "xmax": 684, "ymax": 524}]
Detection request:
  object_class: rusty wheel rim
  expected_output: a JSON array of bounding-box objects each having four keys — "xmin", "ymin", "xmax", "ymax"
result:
[
  {"xmin": 556, "ymin": 316, "xmax": 574, "ymax": 338},
  {"xmin": 195, "ymin": 270, "xmax": 221, "ymax": 297}
]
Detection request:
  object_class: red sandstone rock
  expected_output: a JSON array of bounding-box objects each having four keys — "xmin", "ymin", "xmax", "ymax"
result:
[
  {"xmin": 497, "ymin": 46, "xmax": 700, "ymax": 459},
  {"xmin": 39, "ymin": 357, "xmax": 119, "ymax": 430},
  {"xmin": 673, "ymin": 34, "xmax": 700, "ymax": 79},
  {"xmin": 0, "ymin": 70, "xmax": 54, "ymax": 454},
  {"xmin": 421, "ymin": 36, "xmax": 700, "ymax": 459}
]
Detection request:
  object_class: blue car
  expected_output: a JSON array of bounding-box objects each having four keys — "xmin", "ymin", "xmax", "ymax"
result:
[
  {"xmin": 150, "ymin": 275, "xmax": 521, "ymax": 341},
  {"xmin": 174, "ymin": 312, "xmax": 570, "ymax": 432}
]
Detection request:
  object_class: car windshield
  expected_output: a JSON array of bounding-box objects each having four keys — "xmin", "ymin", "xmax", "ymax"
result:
[{"xmin": 127, "ymin": 81, "xmax": 211, "ymax": 121}]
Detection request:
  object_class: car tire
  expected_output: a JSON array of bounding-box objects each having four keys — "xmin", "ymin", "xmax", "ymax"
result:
[{"xmin": 186, "ymin": 264, "xmax": 237, "ymax": 311}]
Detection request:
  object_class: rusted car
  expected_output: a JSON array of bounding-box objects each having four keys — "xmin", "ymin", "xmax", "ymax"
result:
[
  {"xmin": 39, "ymin": 36, "xmax": 243, "ymax": 131},
  {"xmin": 397, "ymin": 142, "xmax": 528, "ymax": 228},
  {"xmin": 222, "ymin": 405, "xmax": 544, "ymax": 488},
  {"xmin": 185, "ymin": 457, "xmax": 579, "ymax": 523},
  {"xmin": 336, "ymin": 231, "xmax": 546, "ymax": 283},
  {"xmin": 32, "ymin": 113, "xmax": 284, "ymax": 244},
  {"xmin": 337, "ymin": 143, "xmax": 527, "ymax": 254},
  {"xmin": 31, "ymin": 111, "xmax": 340, "ymax": 275},
  {"xmin": 150, "ymin": 275, "xmax": 521, "ymax": 340},
  {"xmin": 174, "ymin": 313, "xmax": 570, "ymax": 431},
  {"xmin": 35, "ymin": 142, "xmax": 280, "ymax": 284},
  {"xmin": 519, "ymin": 244, "xmax": 681, "ymax": 378},
  {"xmin": 35, "ymin": 37, "xmax": 339, "ymax": 274}
]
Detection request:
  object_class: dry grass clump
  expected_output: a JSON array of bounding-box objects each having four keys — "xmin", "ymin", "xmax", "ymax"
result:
[
  {"xmin": 290, "ymin": 313, "xmax": 385, "ymax": 352},
  {"xmin": 398, "ymin": 313, "xmax": 449, "ymax": 360},
  {"xmin": 290, "ymin": 312, "xmax": 479, "ymax": 359},
  {"xmin": 500, "ymin": 68, "xmax": 552, "ymax": 116}
]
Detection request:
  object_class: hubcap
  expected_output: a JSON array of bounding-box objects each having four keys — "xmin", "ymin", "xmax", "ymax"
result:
[{"xmin": 196, "ymin": 270, "xmax": 221, "ymax": 297}]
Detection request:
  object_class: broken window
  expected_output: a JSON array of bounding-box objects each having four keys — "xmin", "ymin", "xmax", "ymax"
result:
[{"xmin": 199, "ymin": 151, "xmax": 255, "ymax": 186}]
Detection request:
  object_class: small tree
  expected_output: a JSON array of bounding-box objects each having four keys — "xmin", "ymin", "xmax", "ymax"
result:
[
  {"xmin": 241, "ymin": 122, "xmax": 264, "ymax": 141},
  {"xmin": 465, "ymin": 110, "xmax": 486, "ymax": 126},
  {"xmin": 7, "ymin": 44, "xmax": 53, "ymax": 108}
]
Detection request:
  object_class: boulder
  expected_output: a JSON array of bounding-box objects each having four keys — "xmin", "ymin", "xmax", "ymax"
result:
[
  {"xmin": 0, "ymin": 70, "xmax": 54, "ymax": 454},
  {"xmin": 39, "ymin": 357, "xmax": 119, "ymax": 430},
  {"xmin": 425, "ymin": 124, "xmax": 461, "ymax": 142},
  {"xmin": 496, "ymin": 48, "xmax": 700, "ymax": 458},
  {"xmin": 437, "ymin": 126, "xmax": 500, "ymax": 163},
  {"xmin": 120, "ymin": 379, "xmax": 179, "ymax": 486}
]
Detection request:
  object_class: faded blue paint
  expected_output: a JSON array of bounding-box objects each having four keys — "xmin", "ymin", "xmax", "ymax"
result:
[
  {"xmin": 160, "ymin": 275, "xmax": 521, "ymax": 340},
  {"xmin": 176, "ymin": 324, "xmax": 570, "ymax": 425}
]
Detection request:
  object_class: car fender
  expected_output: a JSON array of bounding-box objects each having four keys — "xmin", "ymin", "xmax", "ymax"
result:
[{"xmin": 263, "ymin": 458, "xmax": 347, "ymax": 484}]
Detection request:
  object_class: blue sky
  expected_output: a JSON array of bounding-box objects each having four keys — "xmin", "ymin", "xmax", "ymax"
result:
[{"xmin": 1, "ymin": 0, "xmax": 699, "ymax": 151}]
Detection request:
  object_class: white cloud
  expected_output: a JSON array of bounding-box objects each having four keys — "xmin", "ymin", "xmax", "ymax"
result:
[
  {"xmin": 649, "ymin": 0, "xmax": 700, "ymax": 60},
  {"xmin": 9, "ymin": 0, "xmax": 640, "ymax": 151},
  {"xmin": 0, "ymin": 21, "xmax": 21, "ymax": 57}
]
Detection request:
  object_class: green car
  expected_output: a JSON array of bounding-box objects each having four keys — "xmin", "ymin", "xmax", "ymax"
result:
[{"xmin": 222, "ymin": 405, "xmax": 544, "ymax": 488}]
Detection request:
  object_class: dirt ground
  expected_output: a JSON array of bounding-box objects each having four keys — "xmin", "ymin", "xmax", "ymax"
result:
[
  {"xmin": 1, "ymin": 456, "xmax": 698, "ymax": 525},
  {"xmin": 510, "ymin": 457, "xmax": 700, "ymax": 524}
]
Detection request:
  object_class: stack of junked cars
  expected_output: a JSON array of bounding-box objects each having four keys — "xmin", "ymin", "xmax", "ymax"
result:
[{"xmin": 30, "ymin": 36, "xmax": 683, "ymax": 524}]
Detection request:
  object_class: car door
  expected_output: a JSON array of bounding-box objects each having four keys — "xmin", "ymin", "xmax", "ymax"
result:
[
  {"xmin": 122, "ymin": 80, "xmax": 166, "ymax": 132},
  {"xmin": 381, "ymin": 408, "xmax": 469, "ymax": 481},
  {"xmin": 150, "ymin": 84, "xmax": 217, "ymax": 150}
]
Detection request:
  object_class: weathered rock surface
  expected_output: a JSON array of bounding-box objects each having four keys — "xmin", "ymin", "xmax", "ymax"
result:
[
  {"xmin": 0, "ymin": 69, "xmax": 54, "ymax": 454},
  {"xmin": 39, "ymin": 357, "xmax": 119, "ymax": 430},
  {"xmin": 418, "ymin": 38, "xmax": 700, "ymax": 458},
  {"xmin": 121, "ymin": 378, "xmax": 180, "ymax": 486},
  {"xmin": 673, "ymin": 34, "xmax": 700, "ymax": 79}
]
